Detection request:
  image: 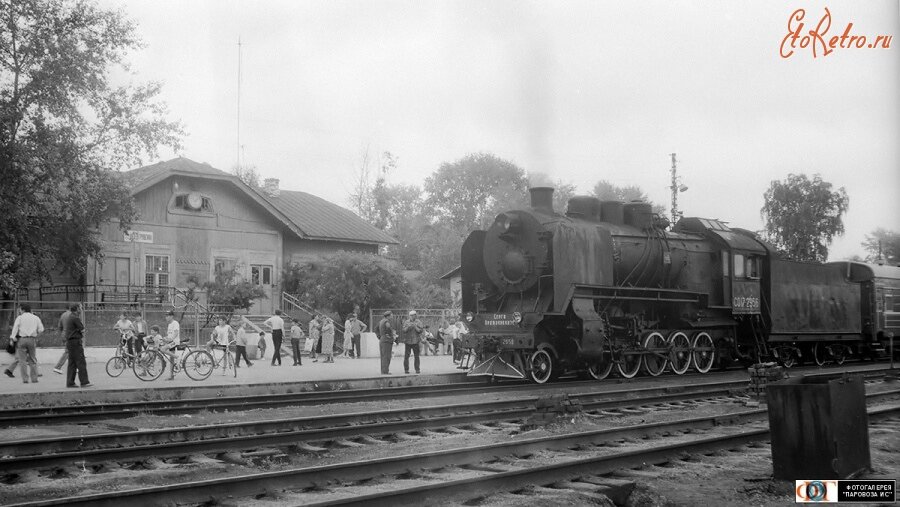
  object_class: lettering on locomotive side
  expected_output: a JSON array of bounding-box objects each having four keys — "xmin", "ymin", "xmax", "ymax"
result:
[
  {"xmin": 484, "ymin": 314, "xmax": 517, "ymax": 326},
  {"xmin": 733, "ymin": 296, "xmax": 760, "ymax": 310}
]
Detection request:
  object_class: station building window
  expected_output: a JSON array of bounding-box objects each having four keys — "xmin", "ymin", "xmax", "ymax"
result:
[
  {"xmin": 251, "ymin": 264, "xmax": 273, "ymax": 286},
  {"xmin": 214, "ymin": 257, "xmax": 238, "ymax": 276},
  {"xmin": 145, "ymin": 255, "xmax": 169, "ymax": 290}
]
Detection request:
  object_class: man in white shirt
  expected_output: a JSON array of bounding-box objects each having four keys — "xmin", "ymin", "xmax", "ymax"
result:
[
  {"xmin": 263, "ymin": 309, "xmax": 285, "ymax": 366},
  {"xmin": 10, "ymin": 304, "xmax": 44, "ymax": 383}
]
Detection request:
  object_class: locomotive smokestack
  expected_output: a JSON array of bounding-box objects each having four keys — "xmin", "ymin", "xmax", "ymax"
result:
[{"xmin": 529, "ymin": 187, "xmax": 554, "ymax": 212}]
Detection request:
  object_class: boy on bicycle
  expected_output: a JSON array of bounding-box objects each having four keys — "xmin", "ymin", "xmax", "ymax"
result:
[
  {"xmin": 113, "ymin": 311, "xmax": 136, "ymax": 361},
  {"xmin": 207, "ymin": 316, "xmax": 233, "ymax": 351},
  {"xmin": 158, "ymin": 317, "xmax": 179, "ymax": 381}
]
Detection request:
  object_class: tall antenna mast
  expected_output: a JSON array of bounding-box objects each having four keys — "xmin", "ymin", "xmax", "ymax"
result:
[{"xmin": 237, "ymin": 36, "xmax": 242, "ymax": 168}]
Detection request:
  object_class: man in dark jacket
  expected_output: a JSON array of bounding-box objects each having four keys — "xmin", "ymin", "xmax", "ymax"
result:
[
  {"xmin": 60, "ymin": 303, "xmax": 91, "ymax": 388},
  {"xmin": 377, "ymin": 311, "xmax": 397, "ymax": 375},
  {"xmin": 401, "ymin": 310, "xmax": 424, "ymax": 374}
]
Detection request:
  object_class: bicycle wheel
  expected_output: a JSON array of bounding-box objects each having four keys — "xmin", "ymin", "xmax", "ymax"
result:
[
  {"xmin": 184, "ymin": 350, "xmax": 214, "ymax": 381},
  {"xmin": 106, "ymin": 356, "xmax": 127, "ymax": 377},
  {"xmin": 133, "ymin": 350, "xmax": 165, "ymax": 381}
]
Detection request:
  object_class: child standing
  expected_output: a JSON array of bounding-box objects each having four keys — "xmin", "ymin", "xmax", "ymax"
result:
[
  {"xmin": 257, "ymin": 331, "xmax": 267, "ymax": 360},
  {"xmin": 290, "ymin": 318, "xmax": 304, "ymax": 366},
  {"xmin": 133, "ymin": 313, "xmax": 147, "ymax": 357}
]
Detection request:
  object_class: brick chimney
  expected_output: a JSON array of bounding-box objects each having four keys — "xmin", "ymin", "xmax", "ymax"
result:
[{"xmin": 263, "ymin": 178, "xmax": 280, "ymax": 197}]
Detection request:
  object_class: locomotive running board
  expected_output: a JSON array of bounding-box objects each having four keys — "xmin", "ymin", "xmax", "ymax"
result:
[{"xmin": 467, "ymin": 352, "xmax": 526, "ymax": 379}]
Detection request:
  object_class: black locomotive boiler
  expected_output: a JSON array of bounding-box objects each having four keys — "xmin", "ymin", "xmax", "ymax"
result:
[{"xmin": 459, "ymin": 187, "xmax": 900, "ymax": 383}]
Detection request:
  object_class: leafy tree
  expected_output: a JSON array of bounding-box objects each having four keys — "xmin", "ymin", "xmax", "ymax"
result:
[
  {"xmin": 761, "ymin": 173, "xmax": 849, "ymax": 262},
  {"xmin": 407, "ymin": 276, "xmax": 452, "ymax": 309},
  {"xmin": 203, "ymin": 266, "xmax": 267, "ymax": 314},
  {"xmin": 0, "ymin": 0, "xmax": 182, "ymax": 294},
  {"xmin": 592, "ymin": 179, "xmax": 666, "ymax": 216},
  {"xmin": 423, "ymin": 152, "xmax": 529, "ymax": 232},
  {"xmin": 862, "ymin": 228, "xmax": 900, "ymax": 265},
  {"xmin": 232, "ymin": 164, "xmax": 261, "ymax": 189},
  {"xmin": 593, "ymin": 180, "xmax": 650, "ymax": 202},
  {"xmin": 282, "ymin": 251, "xmax": 408, "ymax": 320}
]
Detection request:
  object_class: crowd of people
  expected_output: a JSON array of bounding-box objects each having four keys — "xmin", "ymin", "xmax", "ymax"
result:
[
  {"xmin": 3, "ymin": 304, "xmax": 469, "ymax": 385},
  {"xmin": 375, "ymin": 310, "xmax": 468, "ymax": 375},
  {"xmin": 5, "ymin": 303, "xmax": 91, "ymax": 387}
]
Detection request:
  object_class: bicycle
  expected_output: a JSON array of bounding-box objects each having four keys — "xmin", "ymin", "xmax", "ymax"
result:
[
  {"xmin": 206, "ymin": 339, "xmax": 237, "ymax": 379},
  {"xmin": 106, "ymin": 330, "xmax": 138, "ymax": 377},
  {"xmin": 133, "ymin": 342, "xmax": 214, "ymax": 381}
]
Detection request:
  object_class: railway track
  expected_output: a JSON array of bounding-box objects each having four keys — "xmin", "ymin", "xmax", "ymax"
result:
[
  {"xmin": 1, "ymin": 364, "xmax": 893, "ymax": 427},
  {"xmin": 9, "ymin": 396, "xmax": 899, "ymax": 507},
  {"xmin": 0, "ymin": 379, "xmax": 759, "ymax": 472}
]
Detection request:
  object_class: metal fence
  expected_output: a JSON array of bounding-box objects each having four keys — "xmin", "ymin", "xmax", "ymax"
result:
[{"xmin": 0, "ymin": 300, "xmax": 240, "ymax": 348}]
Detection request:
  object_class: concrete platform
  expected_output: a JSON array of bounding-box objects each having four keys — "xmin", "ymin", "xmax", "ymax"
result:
[{"xmin": 0, "ymin": 346, "xmax": 466, "ymax": 397}]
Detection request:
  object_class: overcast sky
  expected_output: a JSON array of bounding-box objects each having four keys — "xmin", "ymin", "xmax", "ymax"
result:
[{"xmin": 101, "ymin": 0, "xmax": 899, "ymax": 260}]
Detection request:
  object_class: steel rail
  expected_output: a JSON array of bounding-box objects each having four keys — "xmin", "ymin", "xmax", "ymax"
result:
[
  {"xmin": 0, "ymin": 381, "xmax": 754, "ymax": 470},
  {"xmin": 1, "ymin": 363, "xmax": 892, "ymax": 428},
  {"xmin": 10, "ymin": 403, "xmax": 899, "ymax": 507},
  {"xmin": 0, "ymin": 373, "xmax": 751, "ymax": 427},
  {"xmin": 322, "ymin": 405, "xmax": 900, "ymax": 507},
  {"xmin": 0, "ymin": 364, "xmax": 891, "ymax": 427}
]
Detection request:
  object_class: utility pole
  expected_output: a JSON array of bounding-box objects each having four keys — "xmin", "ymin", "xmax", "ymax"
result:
[
  {"xmin": 237, "ymin": 36, "xmax": 242, "ymax": 169},
  {"xmin": 669, "ymin": 153, "xmax": 688, "ymax": 226}
]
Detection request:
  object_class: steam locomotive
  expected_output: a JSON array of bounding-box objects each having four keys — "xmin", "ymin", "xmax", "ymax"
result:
[{"xmin": 459, "ymin": 187, "xmax": 900, "ymax": 383}]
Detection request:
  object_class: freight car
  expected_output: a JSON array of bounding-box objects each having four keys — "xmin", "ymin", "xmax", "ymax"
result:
[{"xmin": 459, "ymin": 187, "xmax": 900, "ymax": 383}]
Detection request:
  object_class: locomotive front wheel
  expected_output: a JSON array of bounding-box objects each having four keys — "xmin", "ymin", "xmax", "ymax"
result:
[
  {"xmin": 775, "ymin": 346, "xmax": 797, "ymax": 368},
  {"xmin": 641, "ymin": 332, "xmax": 668, "ymax": 377},
  {"xmin": 691, "ymin": 332, "xmax": 715, "ymax": 374},
  {"xmin": 528, "ymin": 349, "xmax": 555, "ymax": 384},
  {"xmin": 668, "ymin": 331, "xmax": 692, "ymax": 375},
  {"xmin": 587, "ymin": 339, "xmax": 614, "ymax": 380},
  {"xmin": 616, "ymin": 350, "xmax": 642, "ymax": 379}
]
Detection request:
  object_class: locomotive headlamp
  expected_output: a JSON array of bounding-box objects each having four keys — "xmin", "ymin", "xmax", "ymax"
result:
[
  {"xmin": 466, "ymin": 312, "xmax": 474, "ymax": 322},
  {"xmin": 497, "ymin": 213, "xmax": 520, "ymax": 233}
]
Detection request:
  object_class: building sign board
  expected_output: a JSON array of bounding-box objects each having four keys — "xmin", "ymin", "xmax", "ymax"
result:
[{"xmin": 124, "ymin": 230, "xmax": 153, "ymax": 243}]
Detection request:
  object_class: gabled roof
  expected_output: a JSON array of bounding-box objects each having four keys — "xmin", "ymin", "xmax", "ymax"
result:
[
  {"xmin": 258, "ymin": 189, "xmax": 396, "ymax": 245},
  {"xmin": 122, "ymin": 157, "xmax": 396, "ymax": 246}
]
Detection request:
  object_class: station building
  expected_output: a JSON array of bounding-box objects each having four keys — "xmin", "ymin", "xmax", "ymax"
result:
[{"xmin": 31, "ymin": 157, "xmax": 396, "ymax": 314}]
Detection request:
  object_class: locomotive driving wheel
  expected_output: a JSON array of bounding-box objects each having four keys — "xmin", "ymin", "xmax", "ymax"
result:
[
  {"xmin": 528, "ymin": 349, "xmax": 556, "ymax": 384},
  {"xmin": 667, "ymin": 331, "xmax": 692, "ymax": 375},
  {"xmin": 616, "ymin": 347, "xmax": 642, "ymax": 379},
  {"xmin": 691, "ymin": 332, "xmax": 715, "ymax": 374},
  {"xmin": 641, "ymin": 332, "xmax": 668, "ymax": 377},
  {"xmin": 813, "ymin": 342, "xmax": 827, "ymax": 366},
  {"xmin": 587, "ymin": 338, "xmax": 614, "ymax": 380},
  {"xmin": 832, "ymin": 345, "xmax": 847, "ymax": 365}
]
